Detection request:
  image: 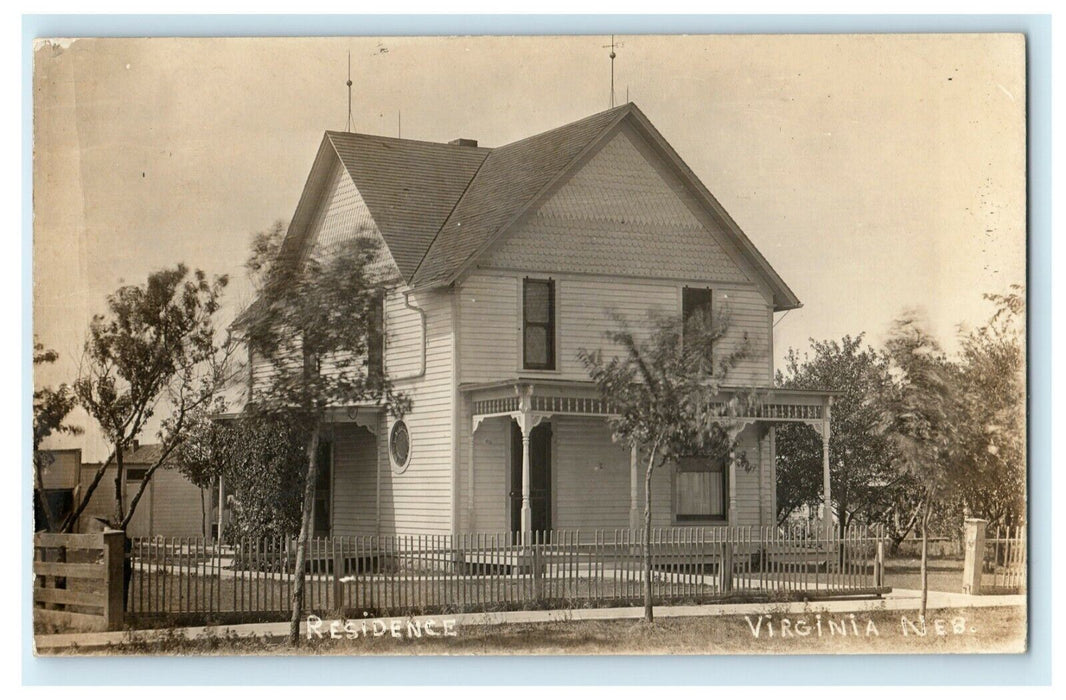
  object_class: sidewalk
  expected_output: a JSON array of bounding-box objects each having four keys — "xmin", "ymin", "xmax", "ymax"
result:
[{"xmin": 33, "ymin": 588, "xmax": 1025, "ymax": 652}]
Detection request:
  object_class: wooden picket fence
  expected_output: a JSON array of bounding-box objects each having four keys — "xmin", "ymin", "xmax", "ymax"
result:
[
  {"xmin": 127, "ymin": 526, "xmax": 888, "ymax": 621},
  {"xmin": 983, "ymin": 525, "xmax": 1026, "ymax": 592}
]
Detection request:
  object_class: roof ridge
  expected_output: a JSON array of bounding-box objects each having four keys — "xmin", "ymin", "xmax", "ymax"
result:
[
  {"xmin": 325, "ymin": 130, "xmax": 492, "ymax": 152},
  {"xmin": 492, "ymin": 103, "xmax": 632, "ymax": 151},
  {"xmin": 409, "ymin": 146, "xmax": 493, "ymax": 280}
]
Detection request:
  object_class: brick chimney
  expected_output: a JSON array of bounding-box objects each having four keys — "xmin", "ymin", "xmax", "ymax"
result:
[{"xmin": 449, "ymin": 138, "xmax": 478, "ymax": 147}]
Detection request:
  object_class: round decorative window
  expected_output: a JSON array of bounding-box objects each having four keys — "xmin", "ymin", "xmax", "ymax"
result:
[{"xmin": 389, "ymin": 419, "xmax": 411, "ymax": 473}]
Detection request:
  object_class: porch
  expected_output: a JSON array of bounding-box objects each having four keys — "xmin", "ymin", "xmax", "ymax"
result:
[{"xmin": 461, "ymin": 379, "xmax": 837, "ymax": 538}]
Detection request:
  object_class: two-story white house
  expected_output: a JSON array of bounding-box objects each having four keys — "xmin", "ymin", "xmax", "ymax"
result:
[{"xmin": 249, "ymin": 103, "xmax": 835, "ymax": 540}]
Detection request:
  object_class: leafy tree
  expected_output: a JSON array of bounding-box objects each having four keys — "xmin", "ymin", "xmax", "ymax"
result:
[
  {"xmin": 240, "ymin": 226, "xmax": 409, "ymax": 645},
  {"xmin": 174, "ymin": 405, "xmax": 306, "ymax": 540},
  {"xmin": 774, "ymin": 335, "xmax": 899, "ymax": 538},
  {"xmin": 875, "ymin": 310, "xmax": 962, "ymax": 618},
  {"xmin": 64, "ymin": 265, "xmax": 232, "ymax": 533},
  {"xmin": 953, "ymin": 286, "xmax": 1025, "ymax": 528},
  {"xmin": 579, "ymin": 308, "xmax": 754, "ymax": 622},
  {"xmin": 33, "ymin": 342, "xmax": 83, "ymax": 531}
]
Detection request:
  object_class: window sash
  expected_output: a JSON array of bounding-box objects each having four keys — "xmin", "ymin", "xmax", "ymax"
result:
[{"xmin": 523, "ymin": 278, "xmax": 555, "ymax": 369}]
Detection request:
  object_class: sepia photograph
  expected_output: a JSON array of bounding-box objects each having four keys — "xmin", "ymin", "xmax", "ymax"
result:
[{"xmin": 30, "ymin": 32, "xmax": 1028, "ymax": 660}]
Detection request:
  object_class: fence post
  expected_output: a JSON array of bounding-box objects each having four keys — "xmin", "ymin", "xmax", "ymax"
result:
[
  {"xmin": 102, "ymin": 530, "xmax": 126, "ymax": 631},
  {"xmin": 532, "ymin": 534, "xmax": 544, "ymax": 602},
  {"xmin": 718, "ymin": 541, "xmax": 733, "ymax": 595},
  {"xmin": 875, "ymin": 539, "xmax": 885, "ymax": 588},
  {"xmin": 962, "ymin": 518, "xmax": 987, "ymax": 595},
  {"xmin": 332, "ymin": 539, "xmax": 343, "ymax": 614}
]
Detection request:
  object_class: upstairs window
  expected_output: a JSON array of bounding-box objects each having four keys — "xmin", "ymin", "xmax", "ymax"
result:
[
  {"xmin": 682, "ymin": 286, "xmax": 713, "ymax": 368},
  {"xmin": 523, "ymin": 278, "xmax": 555, "ymax": 370}
]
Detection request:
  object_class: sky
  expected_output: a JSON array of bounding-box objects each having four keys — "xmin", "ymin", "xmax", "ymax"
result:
[{"xmin": 32, "ymin": 34, "xmax": 1026, "ymax": 460}]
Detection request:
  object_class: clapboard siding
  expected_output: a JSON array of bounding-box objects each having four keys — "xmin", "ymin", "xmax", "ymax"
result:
[
  {"xmin": 458, "ymin": 274, "xmax": 519, "ymax": 385},
  {"xmin": 74, "ymin": 464, "xmax": 205, "ymax": 537},
  {"xmin": 459, "ymin": 415, "xmax": 510, "ymax": 533},
  {"xmin": 330, "ymin": 424, "xmax": 378, "ymax": 537},
  {"xmin": 552, "ymin": 417, "xmax": 631, "ymax": 531},
  {"xmin": 377, "ymin": 288, "xmax": 455, "ymax": 536},
  {"xmin": 458, "ymin": 272, "xmax": 772, "ymax": 386}
]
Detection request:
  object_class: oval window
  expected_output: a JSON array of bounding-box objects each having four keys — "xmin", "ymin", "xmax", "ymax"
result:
[{"xmin": 389, "ymin": 419, "xmax": 411, "ymax": 473}]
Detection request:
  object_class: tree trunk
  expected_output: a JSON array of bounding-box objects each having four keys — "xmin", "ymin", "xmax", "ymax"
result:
[
  {"xmin": 642, "ymin": 441, "xmax": 659, "ymax": 623},
  {"xmin": 200, "ymin": 488, "xmax": 207, "ymax": 539},
  {"xmin": 34, "ymin": 455, "xmax": 55, "ymax": 532},
  {"xmin": 919, "ymin": 498, "xmax": 931, "ymax": 620},
  {"xmin": 288, "ymin": 425, "xmax": 321, "ymax": 646}
]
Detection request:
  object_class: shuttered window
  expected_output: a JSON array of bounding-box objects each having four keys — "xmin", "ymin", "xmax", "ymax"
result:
[
  {"xmin": 675, "ymin": 456, "xmax": 727, "ymax": 521},
  {"xmin": 523, "ymin": 278, "xmax": 555, "ymax": 370}
]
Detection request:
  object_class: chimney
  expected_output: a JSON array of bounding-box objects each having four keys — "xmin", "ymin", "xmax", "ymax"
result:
[
  {"xmin": 449, "ymin": 138, "xmax": 478, "ymax": 147},
  {"xmin": 131, "ymin": 439, "xmax": 139, "ymax": 454}
]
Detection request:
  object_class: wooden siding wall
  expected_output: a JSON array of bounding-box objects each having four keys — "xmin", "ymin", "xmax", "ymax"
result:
[
  {"xmin": 330, "ymin": 424, "xmax": 378, "ymax": 537},
  {"xmin": 459, "ymin": 272, "xmax": 771, "ymax": 386},
  {"xmin": 39, "ymin": 450, "xmax": 80, "ymax": 490},
  {"xmin": 459, "ymin": 416, "xmax": 768, "ymax": 534},
  {"xmin": 75, "ymin": 465, "xmax": 206, "ymax": 538},
  {"xmin": 459, "ymin": 415, "xmax": 511, "ymax": 533},
  {"xmin": 378, "ymin": 288, "xmax": 455, "ymax": 535},
  {"xmin": 460, "ymin": 127, "xmax": 773, "ymax": 386}
]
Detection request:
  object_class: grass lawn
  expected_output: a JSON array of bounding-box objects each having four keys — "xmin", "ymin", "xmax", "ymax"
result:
[
  {"xmin": 53, "ymin": 605, "xmax": 1024, "ymax": 656},
  {"xmin": 882, "ymin": 557, "xmax": 965, "ymax": 593}
]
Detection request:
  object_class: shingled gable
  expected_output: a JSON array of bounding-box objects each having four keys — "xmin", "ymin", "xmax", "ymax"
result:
[
  {"xmin": 409, "ymin": 103, "xmax": 802, "ymax": 311},
  {"xmin": 265, "ymin": 103, "xmax": 800, "ymax": 312}
]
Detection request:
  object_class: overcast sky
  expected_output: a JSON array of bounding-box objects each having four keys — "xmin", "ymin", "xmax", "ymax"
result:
[{"xmin": 33, "ymin": 34, "xmax": 1025, "ymax": 459}]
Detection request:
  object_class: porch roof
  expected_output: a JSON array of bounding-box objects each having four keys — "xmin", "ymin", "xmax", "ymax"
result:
[{"xmin": 462, "ymin": 378, "xmax": 838, "ymax": 424}]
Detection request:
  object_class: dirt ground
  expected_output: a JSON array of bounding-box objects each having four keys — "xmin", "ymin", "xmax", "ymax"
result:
[{"xmin": 49, "ymin": 604, "xmax": 1025, "ymax": 656}]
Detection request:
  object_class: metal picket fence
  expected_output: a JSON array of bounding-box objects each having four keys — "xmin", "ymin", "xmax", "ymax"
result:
[{"xmin": 127, "ymin": 526, "xmax": 888, "ymax": 620}]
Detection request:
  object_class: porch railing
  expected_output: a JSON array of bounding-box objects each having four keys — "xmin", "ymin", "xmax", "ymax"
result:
[{"xmin": 127, "ymin": 526, "xmax": 887, "ymax": 621}]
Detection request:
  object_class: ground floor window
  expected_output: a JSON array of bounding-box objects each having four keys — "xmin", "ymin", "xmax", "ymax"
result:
[{"xmin": 674, "ymin": 455, "xmax": 727, "ymax": 522}]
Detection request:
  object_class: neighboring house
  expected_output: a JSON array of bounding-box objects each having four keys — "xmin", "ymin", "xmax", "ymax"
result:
[
  {"xmin": 40, "ymin": 443, "xmax": 215, "ymax": 538},
  {"xmin": 247, "ymin": 102, "xmax": 835, "ymax": 540}
]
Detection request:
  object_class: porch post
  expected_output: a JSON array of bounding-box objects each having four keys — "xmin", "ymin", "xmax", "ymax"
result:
[
  {"xmin": 728, "ymin": 448, "xmax": 738, "ymax": 527},
  {"xmin": 520, "ymin": 423, "xmax": 532, "ymax": 538},
  {"xmin": 629, "ymin": 443, "xmax": 641, "ymax": 531},
  {"xmin": 822, "ymin": 397, "xmax": 833, "ymax": 540},
  {"xmin": 467, "ymin": 420, "xmax": 477, "ymax": 532}
]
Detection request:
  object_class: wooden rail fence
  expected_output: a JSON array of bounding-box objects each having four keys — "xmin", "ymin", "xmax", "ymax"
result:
[
  {"xmin": 33, "ymin": 530, "xmax": 125, "ymax": 632},
  {"xmin": 127, "ymin": 526, "xmax": 888, "ymax": 621}
]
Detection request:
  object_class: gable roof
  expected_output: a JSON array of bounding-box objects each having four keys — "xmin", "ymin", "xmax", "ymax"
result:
[
  {"xmin": 325, "ymin": 132, "xmax": 490, "ymax": 279},
  {"xmin": 410, "ymin": 104, "xmax": 632, "ymax": 288},
  {"xmin": 275, "ymin": 103, "xmax": 801, "ymax": 311}
]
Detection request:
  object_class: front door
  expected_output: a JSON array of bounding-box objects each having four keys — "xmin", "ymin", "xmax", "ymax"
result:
[
  {"xmin": 312, "ymin": 439, "xmax": 332, "ymax": 538},
  {"xmin": 510, "ymin": 421, "xmax": 552, "ymax": 535}
]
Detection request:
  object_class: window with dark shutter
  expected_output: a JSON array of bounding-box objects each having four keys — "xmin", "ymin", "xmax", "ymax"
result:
[{"xmin": 523, "ymin": 278, "xmax": 555, "ymax": 370}]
